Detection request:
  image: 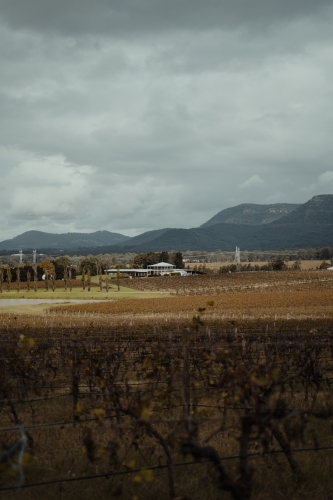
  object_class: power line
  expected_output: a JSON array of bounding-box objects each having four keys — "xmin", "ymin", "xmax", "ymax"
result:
[{"xmin": 1, "ymin": 444, "xmax": 333, "ymax": 492}]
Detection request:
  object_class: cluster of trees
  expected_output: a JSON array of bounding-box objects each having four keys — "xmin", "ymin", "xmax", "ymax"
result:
[
  {"xmin": 0, "ymin": 257, "xmax": 77, "ymax": 283},
  {"xmin": 132, "ymin": 251, "xmax": 184, "ymax": 269},
  {"xmin": 219, "ymin": 258, "xmax": 298, "ymax": 273},
  {"xmin": 182, "ymin": 247, "xmax": 333, "ymax": 263},
  {"xmin": 217, "ymin": 258, "xmax": 333, "ymax": 273},
  {"xmin": 295, "ymin": 246, "xmax": 333, "ymax": 261}
]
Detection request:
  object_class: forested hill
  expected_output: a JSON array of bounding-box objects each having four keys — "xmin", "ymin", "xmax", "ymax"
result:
[
  {"xmin": 108, "ymin": 221, "xmax": 333, "ymax": 253},
  {"xmin": 200, "ymin": 203, "xmax": 300, "ymax": 227},
  {"xmin": 0, "ymin": 230, "xmax": 130, "ymax": 251},
  {"xmin": 271, "ymin": 195, "xmax": 333, "ymax": 225},
  {"xmin": 1, "ymin": 195, "xmax": 333, "ymax": 253}
]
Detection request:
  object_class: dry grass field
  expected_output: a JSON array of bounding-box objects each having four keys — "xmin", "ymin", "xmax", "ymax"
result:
[
  {"xmin": 202, "ymin": 259, "xmax": 326, "ymax": 270},
  {"xmin": 1, "ymin": 269, "xmax": 333, "ymax": 499},
  {"xmin": 114, "ymin": 269, "xmax": 333, "ymax": 294}
]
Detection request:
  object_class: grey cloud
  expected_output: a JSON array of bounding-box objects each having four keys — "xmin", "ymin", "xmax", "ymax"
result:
[
  {"xmin": 1, "ymin": 0, "xmax": 332, "ymax": 37},
  {"xmin": 0, "ymin": 1, "xmax": 333, "ymax": 240}
]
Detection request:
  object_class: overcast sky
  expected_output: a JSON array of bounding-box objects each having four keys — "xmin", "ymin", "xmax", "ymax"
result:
[{"xmin": 1, "ymin": 0, "xmax": 333, "ymax": 240}]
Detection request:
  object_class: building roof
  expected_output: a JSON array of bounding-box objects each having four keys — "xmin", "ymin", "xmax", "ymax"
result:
[
  {"xmin": 147, "ymin": 262, "xmax": 175, "ymax": 267},
  {"xmin": 106, "ymin": 268, "xmax": 148, "ymax": 273}
]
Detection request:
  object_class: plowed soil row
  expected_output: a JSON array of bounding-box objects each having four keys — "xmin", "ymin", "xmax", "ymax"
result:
[
  {"xmin": 51, "ymin": 288, "xmax": 333, "ymax": 319},
  {"xmin": 118, "ymin": 270, "xmax": 333, "ymax": 294}
]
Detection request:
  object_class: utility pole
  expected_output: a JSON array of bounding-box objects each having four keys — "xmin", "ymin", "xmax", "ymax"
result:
[
  {"xmin": 117, "ymin": 265, "xmax": 120, "ymax": 292},
  {"xmin": 235, "ymin": 246, "xmax": 241, "ymax": 272},
  {"xmin": 235, "ymin": 246, "xmax": 241, "ymax": 263}
]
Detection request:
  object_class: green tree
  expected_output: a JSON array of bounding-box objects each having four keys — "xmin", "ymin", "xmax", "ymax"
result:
[
  {"xmin": 319, "ymin": 260, "xmax": 330, "ymax": 270},
  {"xmin": 160, "ymin": 251, "xmax": 169, "ymax": 263},
  {"xmin": 172, "ymin": 252, "xmax": 184, "ymax": 269},
  {"xmin": 271, "ymin": 258, "xmax": 287, "ymax": 271},
  {"xmin": 79, "ymin": 256, "xmax": 99, "ymax": 276},
  {"xmin": 53, "ymin": 256, "xmax": 71, "ymax": 280},
  {"xmin": 132, "ymin": 254, "xmax": 146, "ymax": 269},
  {"xmin": 133, "ymin": 252, "xmax": 160, "ymax": 269},
  {"xmin": 40, "ymin": 260, "xmax": 55, "ymax": 276}
]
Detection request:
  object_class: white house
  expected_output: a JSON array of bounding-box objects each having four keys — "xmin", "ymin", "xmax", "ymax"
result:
[
  {"xmin": 106, "ymin": 261, "xmax": 191, "ymax": 277},
  {"xmin": 147, "ymin": 262, "xmax": 176, "ymax": 275}
]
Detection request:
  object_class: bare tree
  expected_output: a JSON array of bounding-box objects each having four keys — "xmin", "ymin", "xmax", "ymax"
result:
[
  {"xmin": 16, "ymin": 266, "xmax": 20, "ymax": 293},
  {"xmin": 99, "ymin": 266, "xmax": 103, "ymax": 291},
  {"xmin": 117, "ymin": 265, "xmax": 120, "ymax": 292},
  {"xmin": 63, "ymin": 266, "xmax": 68, "ymax": 291},
  {"xmin": 81, "ymin": 268, "xmax": 86, "ymax": 291},
  {"xmin": 69, "ymin": 265, "xmax": 72, "ymax": 292},
  {"xmin": 87, "ymin": 268, "xmax": 91, "ymax": 292},
  {"xmin": 0, "ymin": 266, "xmax": 3, "ymax": 293},
  {"xmin": 33, "ymin": 264, "xmax": 38, "ymax": 292},
  {"xmin": 6, "ymin": 266, "xmax": 12, "ymax": 292}
]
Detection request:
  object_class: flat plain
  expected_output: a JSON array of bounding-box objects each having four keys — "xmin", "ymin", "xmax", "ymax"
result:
[{"xmin": 1, "ymin": 269, "xmax": 333, "ymax": 500}]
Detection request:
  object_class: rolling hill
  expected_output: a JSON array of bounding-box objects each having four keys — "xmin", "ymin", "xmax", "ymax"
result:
[
  {"xmin": 0, "ymin": 230, "xmax": 130, "ymax": 251},
  {"xmin": 108, "ymin": 221, "xmax": 333, "ymax": 253},
  {"xmin": 200, "ymin": 203, "xmax": 301, "ymax": 227},
  {"xmin": 1, "ymin": 195, "xmax": 333, "ymax": 253},
  {"xmin": 271, "ymin": 195, "xmax": 333, "ymax": 225}
]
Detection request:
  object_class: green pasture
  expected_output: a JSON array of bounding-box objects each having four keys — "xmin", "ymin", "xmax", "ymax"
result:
[
  {"xmin": 0, "ymin": 280, "xmax": 169, "ymax": 314},
  {"xmin": 0, "ymin": 303, "xmax": 57, "ymax": 315},
  {"xmin": 0, "ymin": 287, "xmax": 167, "ymax": 301}
]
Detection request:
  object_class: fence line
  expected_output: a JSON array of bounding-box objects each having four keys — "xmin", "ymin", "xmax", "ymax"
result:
[{"xmin": 2, "ymin": 445, "xmax": 333, "ymax": 492}]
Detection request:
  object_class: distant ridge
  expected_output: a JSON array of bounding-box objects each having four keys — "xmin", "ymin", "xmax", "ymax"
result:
[
  {"xmin": 201, "ymin": 203, "xmax": 300, "ymax": 227},
  {"xmin": 271, "ymin": 195, "xmax": 333, "ymax": 225},
  {"xmin": 1, "ymin": 195, "xmax": 333, "ymax": 253},
  {"xmin": 0, "ymin": 230, "xmax": 130, "ymax": 251},
  {"xmin": 106, "ymin": 195, "xmax": 333, "ymax": 252},
  {"xmin": 107, "ymin": 221, "xmax": 333, "ymax": 253}
]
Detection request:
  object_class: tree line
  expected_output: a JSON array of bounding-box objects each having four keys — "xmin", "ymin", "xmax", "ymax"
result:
[
  {"xmin": 132, "ymin": 251, "xmax": 184, "ymax": 269},
  {"xmin": 0, "ymin": 256, "xmax": 78, "ymax": 284}
]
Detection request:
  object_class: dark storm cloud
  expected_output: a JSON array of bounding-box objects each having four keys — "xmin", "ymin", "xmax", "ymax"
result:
[
  {"xmin": 0, "ymin": 0, "xmax": 333, "ymax": 240},
  {"xmin": 1, "ymin": 0, "xmax": 332, "ymax": 36}
]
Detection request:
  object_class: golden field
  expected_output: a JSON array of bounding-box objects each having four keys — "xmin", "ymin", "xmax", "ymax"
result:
[{"xmin": 1, "ymin": 269, "xmax": 333, "ymax": 500}]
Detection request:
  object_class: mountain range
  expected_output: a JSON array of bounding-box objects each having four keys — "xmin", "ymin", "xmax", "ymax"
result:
[
  {"xmin": 0, "ymin": 230, "xmax": 130, "ymax": 251},
  {"xmin": 200, "ymin": 203, "xmax": 301, "ymax": 227},
  {"xmin": 1, "ymin": 195, "xmax": 333, "ymax": 253}
]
